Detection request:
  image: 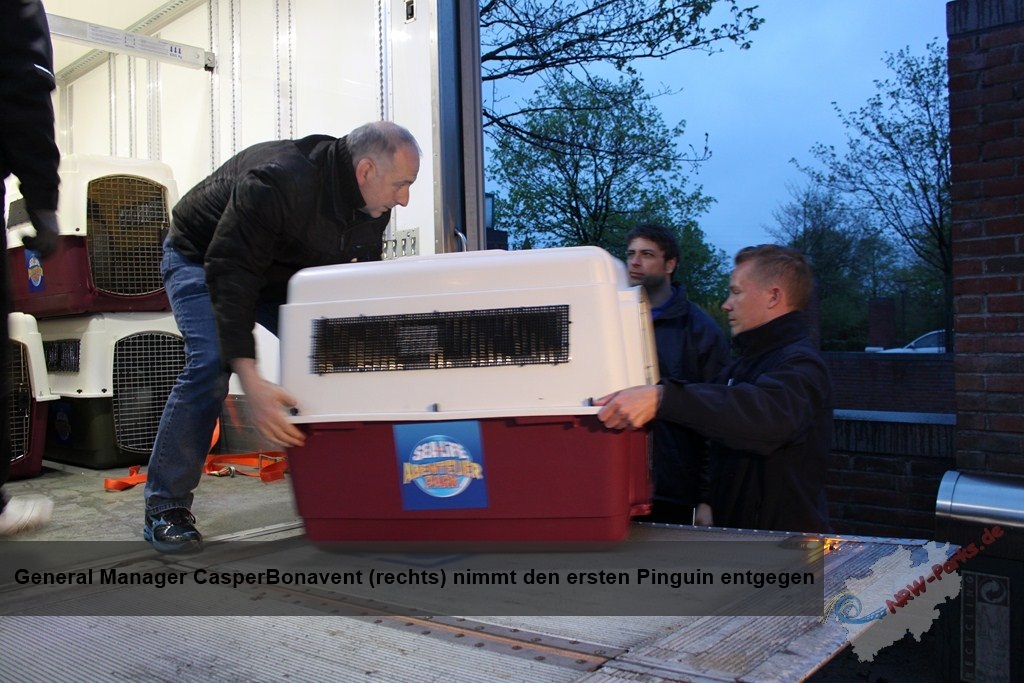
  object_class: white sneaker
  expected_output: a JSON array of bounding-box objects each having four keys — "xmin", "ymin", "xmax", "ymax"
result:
[{"xmin": 0, "ymin": 495, "xmax": 54, "ymax": 536}]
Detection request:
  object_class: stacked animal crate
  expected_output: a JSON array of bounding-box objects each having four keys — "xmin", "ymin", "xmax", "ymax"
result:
[
  {"xmin": 279, "ymin": 246, "xmax": 658, "ymax": 545},
  {"xmin": 5, "ymin": 155, "xmax": 185, "ymax": 471},
  {"xmin": 6, "ymin": 313, "xmax": 59, "ymax": 479}
]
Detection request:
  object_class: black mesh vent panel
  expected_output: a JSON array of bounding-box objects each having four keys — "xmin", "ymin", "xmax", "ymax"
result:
[
  {"xmin": 112, "ymin": 332, "xmax": 185, "ymax": 453},
  {"xmin": 7, "ymin": 342, "xmax": 31, "ymax": 464},
  {"xmin": 6, "ymin": 197, "xmax": 28, "ymax": 228},
  {"xmin": 43, "ymin": 339, "xmax": 81, "ymax": 373},
  {"xmin": 86, "ymin": 175, "xmax": 168, "ymax": 296},
  {"xmin": 311, "ymin": 305, "xmax": 571, "ymax": 374}
]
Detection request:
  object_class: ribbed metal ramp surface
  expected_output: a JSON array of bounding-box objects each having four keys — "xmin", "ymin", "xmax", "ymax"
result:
[{"xmin": 0, "ymin": 527, "xmax": 939, "ymax": 682}]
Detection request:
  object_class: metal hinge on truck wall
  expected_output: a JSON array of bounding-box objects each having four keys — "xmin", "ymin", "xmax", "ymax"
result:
[{"xmin": 383, "ymin": 228, "xmax": 420, "ymax": 259}]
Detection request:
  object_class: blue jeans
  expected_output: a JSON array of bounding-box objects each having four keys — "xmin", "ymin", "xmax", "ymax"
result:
[{"xmin": 144, "ymin": 239, "xmax": 231, "ymax": 516}]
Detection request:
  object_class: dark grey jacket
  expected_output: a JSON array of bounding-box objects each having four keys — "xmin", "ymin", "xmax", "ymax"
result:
[
  {"xmin": 657, "ymin": 311, "xmax": 832, "ymax": 533},
  {"xmin": 650, "ymin": 285, "xmax": 729, "ymax": 511},
  {"xmin": 0, "ymin": 0, "xmax": 60, "ymax": 218},
  {"xmin": 169, "ymin": 134, "xmax": 390, "ymax": 361}
]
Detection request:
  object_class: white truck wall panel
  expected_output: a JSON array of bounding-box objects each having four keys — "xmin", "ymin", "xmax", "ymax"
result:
[
  {"xmin": 292, "ymin": 1, "xmax": 382, "ymax": 138},
  {"xmin": 280, "ymin": 247, "xmax": 659, "ymax": 422},
  {"xmin": 387, "ymin": 0, "xmax": 438, "ymax": 254},
  {"xmin": 228, "ymin": 1, "xmax": 276, "ymax": 152},
  {"xmin": 43, "ymin": 1, "xmax": 451, "ymax": 255},
  {"xmin": 66, "ymin": 66, "xmax": 116, "ymax": 154},
  {"xmin": 152, "ymin": 7, "xmax": 215, "ymax": 185}
]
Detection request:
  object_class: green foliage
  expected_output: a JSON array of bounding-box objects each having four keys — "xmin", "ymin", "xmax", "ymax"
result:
[
  {"xmin": 795, "ymin": 41, "xmax": 952, "ymax": 340},
  {"xmin": 676, "ymin": 221, "xmax": 731, "ymax": 311},
  {"xmin": 479, "ymin": 1, "xmax": 761, "ymax": 317},
  {"xmin": 769, "ymin": 185, "xmax": 878, "ymax": 350},
  {"xmin": 770, "ymin": 182, "xmax": 946, "ymax": 350},
  {"xmin": 487, "ymin": 73, "xmax": 728, "ymax": 306},
  {"xmin": 479, "ymin": 0, "xmax": 763, "ymax": 137}
]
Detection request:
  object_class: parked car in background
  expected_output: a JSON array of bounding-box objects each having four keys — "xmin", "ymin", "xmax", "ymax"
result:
[{"xmin": 878, "ymin": 329, "xmax": 947, "ymax": 353}]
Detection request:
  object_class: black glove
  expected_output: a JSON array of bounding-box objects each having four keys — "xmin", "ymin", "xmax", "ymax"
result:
[{"xmin": 22, "ymin": 209, "xmax": 60, "ymax": 257}]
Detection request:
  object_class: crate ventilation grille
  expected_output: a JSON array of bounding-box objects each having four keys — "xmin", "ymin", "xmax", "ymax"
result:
[
  {"xmin": 310, "ymin": 305, "xmax": 570, "ymax": 374},
  {"xmin": 7, "ymin": 341, "xmax": 31, "ymax": 463},
  {"xmin": 86, "ymin": 175, "xmax": 168, "ymax": 296}
]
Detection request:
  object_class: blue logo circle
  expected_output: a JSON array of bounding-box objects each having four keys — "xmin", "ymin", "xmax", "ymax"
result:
[{"xmin": 406, "ymin": 435, "xmax": 479, "ymax": 498}]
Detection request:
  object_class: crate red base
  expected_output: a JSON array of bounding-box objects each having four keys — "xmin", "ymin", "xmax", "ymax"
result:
[
  {"xmin": 8, "ymin": 402, "xmax": 50, "ymax": 481},
  {"xmin": 288, "ymin": 415, "xmax": 651, "ymax": 546},
  {"xmin": 8, "ymin": 238, "xmax": 169, "ymax": 318}
]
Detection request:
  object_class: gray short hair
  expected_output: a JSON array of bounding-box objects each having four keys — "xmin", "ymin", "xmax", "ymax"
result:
[{"xmin": 347, "ymin": 121, "xmax": 420, "ymax": 167}]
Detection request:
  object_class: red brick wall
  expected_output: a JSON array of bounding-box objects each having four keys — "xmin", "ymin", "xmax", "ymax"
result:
[
  {"xmin": 947, "ymin": 1, "xmax": 1024, "ymax": 476},
  {"xmin": 827, "ymin": 414, "xmax": 955, "ymax": 538},
  {"xmin": 824, "ymin": 353, "xmax": 955, "ymax": 413}
]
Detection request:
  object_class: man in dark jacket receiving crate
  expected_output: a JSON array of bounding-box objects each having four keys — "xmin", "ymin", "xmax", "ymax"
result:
[{"xmin": 597, "ymin": 244, "xmax": 832, "ymax": 534}]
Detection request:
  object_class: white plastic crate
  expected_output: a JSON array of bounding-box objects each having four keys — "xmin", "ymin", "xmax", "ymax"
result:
[
  {"xmin": 7, "ymin": 313, "xmax": 59, "ymax": 479},
  {"xmin": 280, "ymin": 246, "xmax": 658, "ymax": 423},
  {"xmin": 8, "ymin": 313, "xmax": 58, "ymax": 402},
  {"xmin": 280, "ymin": 246, "xmax": 657, "ymax": 544},
  {"xmin": 36, "ymin": 312, "xmax": 185, "ymax": 467},
  {"xmin": 6, "ymin": 155, "xmax": 178, "ymax": 317}
]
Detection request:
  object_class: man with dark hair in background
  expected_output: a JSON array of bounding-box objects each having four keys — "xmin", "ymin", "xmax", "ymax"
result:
[
  {"xmin": 599, "ymin": 244, "xmax": 832, "ymax": 533},
  {"xmin": 624, "ymin": 224, "xmax": 728, "ymax": 525}
]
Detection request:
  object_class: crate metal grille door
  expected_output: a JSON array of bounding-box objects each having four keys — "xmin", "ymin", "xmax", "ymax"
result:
[
  {"xmin": 86, "ymin": 175, "xmax": 169, "ymax": 296},
  {"xmin": 310, "ymin": 305, "xmax": 571, "ymax": 374},
  {"xmin": 7, "ymin": 341, "xmax": 31, "ymax": 465},
  {"xmin": 112, "ymin": 332, "xmax": 185, "ymax": 453}
]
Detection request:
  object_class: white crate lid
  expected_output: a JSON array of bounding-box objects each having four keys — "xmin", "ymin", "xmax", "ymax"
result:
[
  {"xmin": 6, "ymin": 154, "xmax": 178, "ymax": 246},
  {"xmin": 37, "ymin": 312, "xmax": 182, "ymax": 398},
  {"xmin": 7, "ymin": 312, "xmax": 59, "ymax": 402},
  {"xmin": 281, "ymin": 246, "xmax": 658, "ymax": 422},
  {"xmin": 287, "ymin": 245, "xmax": 628, "ymax": 303}
]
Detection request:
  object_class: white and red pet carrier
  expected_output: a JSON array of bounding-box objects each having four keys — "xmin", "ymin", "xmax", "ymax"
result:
[
  {"xmin": 279, "ymin": 246, "xmax": 658, "ymax": 545},
  {"xmin": 6, "ymin": 313, "xmax": 59, "ymax": 479},
  {"xmin": 37, "ymin": 312, "xmax": 185, "ymax": 469},
  {"xmin": 6, "ymin": 155, "xmax": 178, "ymax": 318}
]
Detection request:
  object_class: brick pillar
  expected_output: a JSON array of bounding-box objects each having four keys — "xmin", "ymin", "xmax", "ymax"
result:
[
  {"xmin": 867, "ymin": 297, "xmax": 897, "ymax": 349},
  {"xmin": 947, "ymin": 0, "xmax": 1024, "ymax": 475}
]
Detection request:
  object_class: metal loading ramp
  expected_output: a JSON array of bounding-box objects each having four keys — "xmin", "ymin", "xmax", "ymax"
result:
[{"xmin": 0, "ymin": 525, "xmax": 948, "ymax": 682}]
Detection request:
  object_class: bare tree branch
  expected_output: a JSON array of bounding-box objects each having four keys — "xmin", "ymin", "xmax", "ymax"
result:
[{"xmin": 480, "ymin": 0, "xmax": 763, "ymax": 140}]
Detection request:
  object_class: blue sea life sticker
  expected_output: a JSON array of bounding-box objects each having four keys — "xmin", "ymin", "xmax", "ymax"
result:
[{"xmin": 393, "ymin": 420, "xmax": 488, "ymax": 511}]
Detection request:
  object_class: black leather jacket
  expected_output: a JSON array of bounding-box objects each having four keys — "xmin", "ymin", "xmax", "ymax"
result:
[
  {"xmin": 169, "ymin": 134, "xmax": 391, "ymax": 361},
  {"xmin": 657, "ymin": 311, "xmax": 833, "ymax": 533},
  {"xmin": 0, "ymin": 0, "xmax": 60, "ymax": 217}
]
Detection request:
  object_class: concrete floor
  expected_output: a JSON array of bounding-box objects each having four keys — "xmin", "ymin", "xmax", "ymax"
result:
[{"xmin": 3, "ymin": 457, "xmax": 302, "ymax": 542}]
